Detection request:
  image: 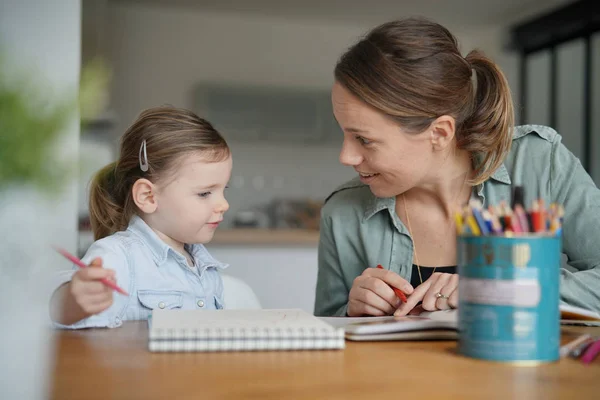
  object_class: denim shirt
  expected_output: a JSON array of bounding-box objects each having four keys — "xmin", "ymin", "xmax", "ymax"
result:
[
  {"xmin": 53, "ymin": 215, "xmax": 228, "ymax": 329},
  {"xmin": 314, "ymin": 125, "xmax": 600, "ymax": 316}
]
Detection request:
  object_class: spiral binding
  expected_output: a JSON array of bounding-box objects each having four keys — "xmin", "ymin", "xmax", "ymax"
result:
[{"xmin": 149, "ymin": 326, "xmax": 345, "ymax": 352}]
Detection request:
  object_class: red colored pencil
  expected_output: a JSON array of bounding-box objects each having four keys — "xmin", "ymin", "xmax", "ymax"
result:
[
  {"xmin": 54, "ymin": 247, "xmax": 129, "ymax": 296},
  {"xmin": 530, "ymin": 200, "xmax": 545, "ymax": 233},
  {"xmin": 376, "ymin": 265, "xmax": 408, "ymax": 303}
]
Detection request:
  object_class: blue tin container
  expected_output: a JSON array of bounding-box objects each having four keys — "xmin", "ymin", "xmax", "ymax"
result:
[{"xmin": 457, "ymin": 235, "xmax": 561, "ymax": 363}]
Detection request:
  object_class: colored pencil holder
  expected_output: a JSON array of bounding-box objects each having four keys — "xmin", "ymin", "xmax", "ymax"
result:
[{"xmin": 457, "ymin": 234, "xmax": 562, "ymax": 363}]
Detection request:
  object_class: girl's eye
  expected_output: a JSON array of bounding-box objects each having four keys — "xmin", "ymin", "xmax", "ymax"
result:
[
  {"xmin": 198, "ymin": 192, "xmax": 211, "ymax": 198},
  {"xmin": 356, "ymin": 135, "xmax": 372, "ymax": 145}
]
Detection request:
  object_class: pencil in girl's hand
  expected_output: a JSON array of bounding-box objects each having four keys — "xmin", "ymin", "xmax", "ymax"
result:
[{"xmin": 53, "ymin": 246, "xmax": 129, "ymax": 296}]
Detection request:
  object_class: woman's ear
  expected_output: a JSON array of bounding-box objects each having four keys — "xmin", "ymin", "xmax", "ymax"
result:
[
  {"xmin": 429, "ymin": 115, "xmax": 456, "ymax": 151},
  {"xmin": 132, "ymin": 178, "xmax": 158, "ymax": 214}
]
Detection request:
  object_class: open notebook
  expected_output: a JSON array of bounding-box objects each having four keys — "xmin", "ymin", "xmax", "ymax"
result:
[
  {"xmin": 320, "ymin": 304, "xmax": 600, "ymax": 342},
  {"xmin": 148, "ymin": 309, "xmax": 345, "ymax": 352},
  {"xmin": 559, "ymin": 304, "xmax": 600, "ymax": 326},
  {"xmin": 321, "ymin": 310, "xmax": 458, "ymax": 341}
]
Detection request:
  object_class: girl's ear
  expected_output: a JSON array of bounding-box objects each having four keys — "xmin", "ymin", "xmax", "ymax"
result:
[
  {"xmin": 429, "ymin": 115, "xmax": 456, "ymax": 151},
  {"xmin": 132, "ymin": 178, "xmax": 158, "ymax": 214}
]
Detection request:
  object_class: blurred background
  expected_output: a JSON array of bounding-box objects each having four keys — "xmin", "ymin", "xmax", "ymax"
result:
[{"xmin": 3, "ymin": 0, "xmax": 599, "ymax": 314}]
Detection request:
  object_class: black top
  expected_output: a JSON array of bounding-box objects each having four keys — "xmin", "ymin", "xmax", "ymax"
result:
[{"xmin": 410, "ymin": 265, "xmax": 457, "ymax": 288}]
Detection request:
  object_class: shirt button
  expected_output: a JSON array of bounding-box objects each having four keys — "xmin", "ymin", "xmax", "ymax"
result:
[
  {"xmin": 197, "ymin": 300, "xmax": 205, "ymax": 308},
  {"xmin": 158, "ymin": 301, "xmax": 166, "ymax": 309}
]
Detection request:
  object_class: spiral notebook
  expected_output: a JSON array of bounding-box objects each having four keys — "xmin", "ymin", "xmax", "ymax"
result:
[{"xmin": 148, "ymin": 309, "xmax": 345, "ymax": 352}]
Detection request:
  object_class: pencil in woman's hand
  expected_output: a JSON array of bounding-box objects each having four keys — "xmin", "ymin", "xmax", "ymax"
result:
[{"xmin": 376, "ymin": 265, "xmax": 408, "ymax": 303}]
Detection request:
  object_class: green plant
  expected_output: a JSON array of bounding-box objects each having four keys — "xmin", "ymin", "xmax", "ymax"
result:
[{"xmin": 0, "ymin": 56, "xmax": 110, "ymax": 192}]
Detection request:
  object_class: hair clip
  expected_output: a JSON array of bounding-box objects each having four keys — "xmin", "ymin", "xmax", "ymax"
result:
[{"xmin": 139, "ymin": 139, "xmax": 149, "ymax": 172}]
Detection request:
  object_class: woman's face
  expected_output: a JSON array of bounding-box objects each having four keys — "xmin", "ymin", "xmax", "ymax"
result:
[{"xmin": 332, "ymin": 82, "xmax": 435, "ymax": 198}]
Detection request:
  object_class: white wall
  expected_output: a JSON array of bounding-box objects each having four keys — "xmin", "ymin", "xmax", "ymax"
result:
[
  {"xmin": 107, "ymin": 3, "xmax": 368, "ymax": 134},
  {"xmin": 207, "ymin": 246, "xmax": 318, "ymax": 313},
  {"xmin": 107, "ymin": 3, "xmax": 512, "ymax": 130}
]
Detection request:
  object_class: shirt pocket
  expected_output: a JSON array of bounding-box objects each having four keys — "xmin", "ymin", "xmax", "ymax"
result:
[{"xmin": 137, "ymin": 289, "xmax": 184, "ymax": 310}]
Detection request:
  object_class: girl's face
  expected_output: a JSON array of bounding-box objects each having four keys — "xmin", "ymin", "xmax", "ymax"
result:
[
  {"xmin": 332, "ymin": 82, "xmax": 435, "ymax": 198},
  {"xmin": 147, "ymin": 152, "xmax": 232, "ymax": 246}
]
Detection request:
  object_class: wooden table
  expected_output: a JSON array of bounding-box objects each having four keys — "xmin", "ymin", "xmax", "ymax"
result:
[{"xmin": 51, "ymin": 322, "xmax": 600, "ymax": 400}]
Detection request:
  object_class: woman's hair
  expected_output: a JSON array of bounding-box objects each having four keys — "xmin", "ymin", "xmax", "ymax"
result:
[
  {"xmin": 334, "ymin": 18, "xmax": 514, "ymax": 185},
  {"xmin": 88, "ymin": 106, "xmax": 230, "ymax": 240}
]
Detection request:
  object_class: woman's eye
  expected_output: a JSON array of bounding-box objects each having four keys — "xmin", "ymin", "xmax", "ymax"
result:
[
  {"xmin": 198, "ymin": 192, "xmax": 211, "ymax": 198},
  {"xmin": 356, "ymin": 135, "xmax": 371, "ymax": 145}
]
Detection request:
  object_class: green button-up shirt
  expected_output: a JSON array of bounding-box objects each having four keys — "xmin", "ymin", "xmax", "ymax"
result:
[{"xmin": 314, "ymin": 125, "xmax": 600, "ymax": 316}]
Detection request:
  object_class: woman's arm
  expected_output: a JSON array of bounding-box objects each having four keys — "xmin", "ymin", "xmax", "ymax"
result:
[
  {"xmin": 314, "ymin": 210, "xmax": 413, "ymax": 317},
  {"xmin": 314, "ymin": 216, "xmax": 350, "ymax": 316},
  {"xmin": 551, "ymin": 137, "xmax": 600, "ymax": 313}
]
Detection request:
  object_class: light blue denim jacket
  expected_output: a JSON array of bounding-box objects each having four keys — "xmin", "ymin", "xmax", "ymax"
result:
[
  {"xmin": 315, "ymin": 125, "xmax": 600, "ymax": 316},
  {"xmin": 53, "ymin": 215, "xmax": 228, "ymax": 329}
]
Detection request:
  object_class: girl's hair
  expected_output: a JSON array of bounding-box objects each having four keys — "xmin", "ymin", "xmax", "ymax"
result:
[
  {"xmin": 89, "ymin": 106, "xmax": 230, "ymax": 240},
  {"xmin": 334, "ymin": 18, "xmax": 514, "ymax": 185}
]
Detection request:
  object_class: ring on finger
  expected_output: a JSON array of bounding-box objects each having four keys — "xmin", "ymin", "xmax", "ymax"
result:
[{"xmin": 435, "ymin": 291, "xmax": 452, "ymax": 310}]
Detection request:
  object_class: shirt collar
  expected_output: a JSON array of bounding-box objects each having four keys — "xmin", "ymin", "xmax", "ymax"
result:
[
  {"xmin": 364, "ymin": 195, "xmax": 395, "ymax": 221},
  {"xmin": 185, "ymin": 243, "xmax": 229, "ymax": 270},
  {"xmin": 127, "ymin": 215, "xmax": 170, "ymax": 265},
  {"xmin": 127, "ymin": 215, "xmax": 228, "ymax": 269},
  {"xmin": 489, "ymin": 163, "xmax": 511, "ymax": 185}
]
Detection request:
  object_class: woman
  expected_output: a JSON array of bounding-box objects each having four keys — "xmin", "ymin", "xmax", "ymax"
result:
[{"xmin": 314, "ymin": 18, "xmax": 600, "ymax": 317}]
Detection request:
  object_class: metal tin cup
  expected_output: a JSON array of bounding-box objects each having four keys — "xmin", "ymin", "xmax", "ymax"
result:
[{"xmin": 457, "ymin": 235, "xmax": 561, "ymax": 363}]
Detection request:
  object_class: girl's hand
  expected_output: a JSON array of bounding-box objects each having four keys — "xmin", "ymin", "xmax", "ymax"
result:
[
  {"xmin": 394, "ymin": 272, "xmax": 458, "ymax": 316},
  {"xmin": 347, "ymin": 267, "xmax": 414, "ymax": 317},
  {"xmin": 69, "ymin": 257, "xmax": 115, "ymax": 315}
]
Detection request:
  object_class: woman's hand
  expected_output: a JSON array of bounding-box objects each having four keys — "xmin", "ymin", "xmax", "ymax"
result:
[
  {"xmin": 347, "ymin": 267, "xmax": 414, "ymax": 317},
  {"xmin": 394, "ymin": 272, "xmax": 458, "ymax": 316}
]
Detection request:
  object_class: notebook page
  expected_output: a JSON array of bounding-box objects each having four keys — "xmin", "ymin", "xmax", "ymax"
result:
[{"xmin": 151, "ymin": 309, "xmax": 335, "ymax": 331}]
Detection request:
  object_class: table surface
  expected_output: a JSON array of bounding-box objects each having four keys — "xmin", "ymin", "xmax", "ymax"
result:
[{"xmin": 51, "ymin": 321, "xmax": 600, "ymax": 400}]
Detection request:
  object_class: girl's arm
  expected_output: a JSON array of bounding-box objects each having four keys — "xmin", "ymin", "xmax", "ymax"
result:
[{"xmin": 50, "ymin": 240, "xmax": 131, "ymax": 329}]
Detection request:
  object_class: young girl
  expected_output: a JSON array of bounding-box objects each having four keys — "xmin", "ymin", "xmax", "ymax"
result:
[{"xmin": 50, "ymin": 106, "xmax": 232, "ymax": 328}]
